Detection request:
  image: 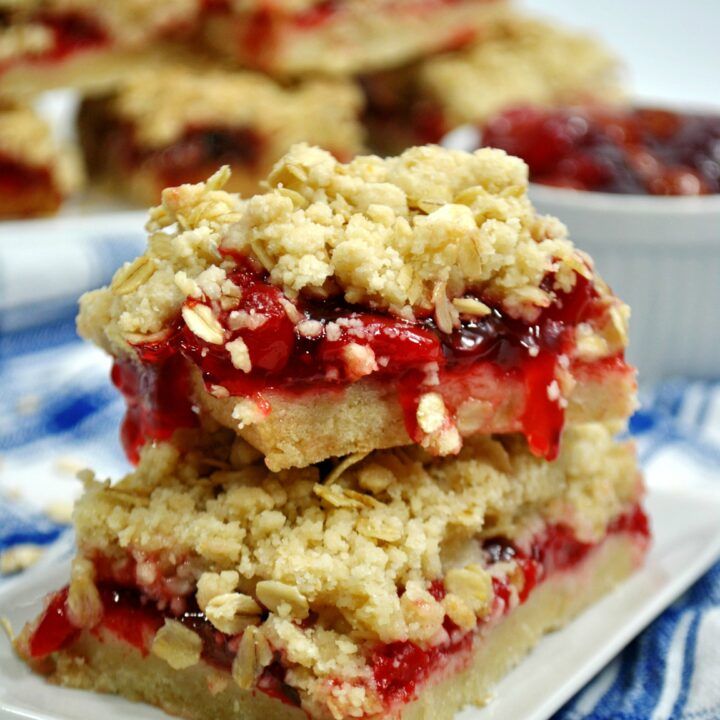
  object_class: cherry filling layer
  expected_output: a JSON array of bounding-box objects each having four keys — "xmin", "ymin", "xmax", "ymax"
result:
[
  {"xmin": 26, "ymin": 505, "xmax": 649, "ymax": 711},
  {"xmin": 481, "ymin": 105, "xmax": 720, "ymax": 195},
  {"xmin": 0, "ymin": 154, "xmax": 61, "ymax": 218},
  {"xmin": 81, "ymin": 108, "xmax": 266, "ymax": 192},
  {"xmin": 371, "ymin": 504, "xmax": 649, "ymax": 706},
  {"xmin": 113, "ymin": 253, "xmax": 621, "ymax": 463},
  {"xmin": 361, "ymin": 70, "xmax": 450, "ymax": 150},
  {"xmin": 0, "ymin": 12, "xmax": 108, "ymax": 73},
  {"xmin": 151, "ymin": 126, "xmax": 265, "ymax": 190}
]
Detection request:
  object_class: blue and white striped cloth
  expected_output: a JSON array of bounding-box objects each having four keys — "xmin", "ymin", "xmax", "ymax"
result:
[{"xmin": 0, "ymin": 225, "xmax": 718, "ymax": 720}]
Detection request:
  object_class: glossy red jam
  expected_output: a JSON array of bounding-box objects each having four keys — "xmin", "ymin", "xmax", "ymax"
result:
[
  {"xmin": 114, "ymin": 252, "xmax": 612, "ymax": 463},
  {"xmin": 372, "ymin": 505, "xmax": 650, "ymax": 706},
  {"xmin": 482, "ymin": 105, "xmax": 720, "ymax": 195},
  {"xmin": 153, "ymin": 126, "xmax": 265, "ymax": 190},
  {"xmin": 112, "ymin": 354, "xmax": 198, "ymax": 464},
  {"xmin": 0, "ymin": 156, "xmax": 61, "ymax": 219},
  {"xmin": 0, "ymin": 12, "xmax": 107, "ymax": 75},
  {"xmin": 372, "ymin": 626, "xmax": 473, "ymax": 706},
  {"xmin": 38, "ymin": 12, "xmax": 108, "ymax": 62},
  {"xmin": 95, "ymin": 587, "xmax": 164, "ymax": 655},
  {"xmin": 26, "ymin": 587, "xmax": 79, "ymax": 658}
]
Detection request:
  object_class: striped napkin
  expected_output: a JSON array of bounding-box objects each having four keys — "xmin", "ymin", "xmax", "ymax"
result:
[{"xmin": 0, "ymin": 222, "xmax": 718, "ymax": 719}]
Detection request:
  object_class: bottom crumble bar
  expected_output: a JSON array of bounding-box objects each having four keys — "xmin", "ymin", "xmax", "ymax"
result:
[
  {"xmin": 28, "ymin": 535, "xmax": 641, "ymax": 720},
  {"xmin": 18, "ymin": 424, "xmax": 649, "ymax": 719}
]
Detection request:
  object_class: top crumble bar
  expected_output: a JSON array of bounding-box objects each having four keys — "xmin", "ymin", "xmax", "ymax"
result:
[{"xmin": 78, "ymin": 144, "xmax": 635, "ymax": 470}]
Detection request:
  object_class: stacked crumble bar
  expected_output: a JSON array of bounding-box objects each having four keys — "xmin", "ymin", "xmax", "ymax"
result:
[{"xmin": 18, "ymin": 145, "xmax": 649, "ymax": 720}]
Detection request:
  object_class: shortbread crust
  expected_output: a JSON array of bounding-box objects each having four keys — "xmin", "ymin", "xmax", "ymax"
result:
[{"xmin": 193, "ymin": 357, "xmax": 636, "ymax": 471}]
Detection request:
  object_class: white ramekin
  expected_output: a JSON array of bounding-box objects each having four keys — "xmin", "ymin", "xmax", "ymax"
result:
[
  {"xmin": 528, "ymin": 186, "xmax": 720, "ymax": 382},
  {"xmin": 442, "ymin": 125, "xmax": 720, "ymax": 382}
]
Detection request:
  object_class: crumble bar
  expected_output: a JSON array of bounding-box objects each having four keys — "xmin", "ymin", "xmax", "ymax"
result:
[
  {"xmin": 362, "ymin": 17, "xmax": 622, "ymax": 154},
  {"xmin": 0, "ymin": 102, "xmax": 83, "ymax": 218},
  {"xmin": 77, "ymin": 144, "xmax": 635, "ymax": 469},
  {"xmin": 18, "ymin": 423, "xmax": 649, "ymax": 720},
  {"xmin": 201, "ymin": 0, "xmax": 509, "ymax": 77},
  {"xmin": 0, "ymin": 0, "xmax": 199, "ymax": 95},
  {"xmin": 77, "ymin": 65, "xmax": 365, "ymax": 205}
]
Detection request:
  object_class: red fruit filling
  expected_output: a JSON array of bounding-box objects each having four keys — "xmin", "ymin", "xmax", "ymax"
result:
[
  {"xmin": 79, "ymin": 99, "xmax": 267, "ymax": 200},
  {"xmin": 37, "ymin": 12, "xmax": 107, "ymax": 62},
  {"xmin": 114, "ymin": 253, "xmax": 618, "ymax": 463},
  {"xmin": 27, "ymin": 505, "xmax": 649, "ymax": 712},
  {"xmin": 152, "ymin": 126, "xmax": 265, "ymax": 190},
  {"xmin": 0, "ymin": 12, "xmax": 107, "ymax": 74},
  {"xmin": 481, "ymin": 105, "xmax": 720, "ymax": 195},
  {"xmin": 0, "ymin": 154, "xmax": 61, "ymax": 218},
  {"xmin": 26, "ymin": 587, "xmax": 79, "ymax": 658},
  {"xmin": 361, "ymin": 71, "xmax": 450, "ymax": 151},
  {"xmin": 370, "ymin": 507, "xmax": 650, "ymax": 706}
]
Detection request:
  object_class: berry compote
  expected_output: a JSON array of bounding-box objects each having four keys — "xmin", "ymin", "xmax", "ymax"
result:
[
  {"xmin": 482, "ymin": 105, "xmax": 720, "ymax": 195},
  {"xmin": 114, "ymin": 252, "xmax": 617, "ymax": 464}
]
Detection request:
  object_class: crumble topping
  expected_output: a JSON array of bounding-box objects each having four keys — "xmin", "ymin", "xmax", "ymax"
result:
[
  {"xmin": 419, "ymin": 17, "xmax": 622, "ymax": 127},
  {"xmin": 0, "ymin": 22, "xmax": 52, "ymax": 63},
  {"xmin": 107, "ymin": 66, "xmax": 364, "ymax": 151},
  {"xmin": 0, "ymin": 103, "xmax": 84, "ymax": 195},
  {"xmin": 151, "ymin": 619, "xmax": 203, "ymax": 670},
  {"xmin": 78, "ymin": 143, "xmax": 623, "ymax": 359}
]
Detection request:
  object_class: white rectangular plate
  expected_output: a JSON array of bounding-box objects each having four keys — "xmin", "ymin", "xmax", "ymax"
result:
[{"xmin": 2, "ymin": 479, "xmax": 720, "ymax": 720}]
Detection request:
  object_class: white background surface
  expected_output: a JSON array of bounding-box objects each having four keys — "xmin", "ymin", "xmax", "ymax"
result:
[{"xmin": 521, "ymin": 0, "xmax": 720, "ymax": 105}]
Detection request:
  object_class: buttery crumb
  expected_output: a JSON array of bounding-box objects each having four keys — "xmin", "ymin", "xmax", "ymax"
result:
[
  {"xmin": 77, "ymin": 144, "xmax": 625, "ymax": 364},
  {"xmin": 152, "ymin": 618, "xmax": 203, "ymax": 670},
  {"xmin": 0, "ymin": 544, "xmax": 44, "ymax": 575},
  {"xmin": 418, "ymin": 16, "xmax": 622, "ymax": 128}
]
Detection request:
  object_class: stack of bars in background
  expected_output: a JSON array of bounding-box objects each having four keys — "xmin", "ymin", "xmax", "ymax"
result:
[
  {"xmin": 16, "ymin": 143, "xmax": 650, "ymax": 720},
  {"xmin": 0, "ymin": 0, "xmax": 623, "ymax": 218}
]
